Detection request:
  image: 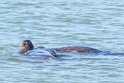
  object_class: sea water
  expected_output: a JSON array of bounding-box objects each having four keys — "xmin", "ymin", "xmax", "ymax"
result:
[{"xmin": 0, "ymin": 0, "xmax": 124, "ymax": 83}]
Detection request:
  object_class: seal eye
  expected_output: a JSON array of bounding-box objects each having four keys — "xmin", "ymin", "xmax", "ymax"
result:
[{"xmin": 23, "ymin": 42, "xmax": 28, "ymax": 46}]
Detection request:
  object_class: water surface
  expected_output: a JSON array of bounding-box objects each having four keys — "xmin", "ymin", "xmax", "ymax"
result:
[{"xmin": 0, "ymin": 0, "xmax": 124, "ymax": 83}]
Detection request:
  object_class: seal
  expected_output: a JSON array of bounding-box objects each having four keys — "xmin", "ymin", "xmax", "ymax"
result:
[
  {"xmin": 52, "ymin": 46, "xmax": 101, "ymax": 53},
  {"xmin": 19, "ymin": 40, "xmax": 55, "ymax": 59},
  {"xmin": 19, "ymin": 40, "xmax": 102, "ymax": 57},
  {"xmin": 19, "ymin": 40, "xmax": 124, "ymax": 59}
]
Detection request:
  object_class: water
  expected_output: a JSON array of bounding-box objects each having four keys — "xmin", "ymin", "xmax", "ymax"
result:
[{"xmin": 0, "ymin": 0, "xmax": 124, "ymax": 83}]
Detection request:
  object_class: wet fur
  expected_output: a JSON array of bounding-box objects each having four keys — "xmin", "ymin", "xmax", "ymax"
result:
[{"xmin": 46, "ymin": 46, "xmax": 101, "ymax": 56}]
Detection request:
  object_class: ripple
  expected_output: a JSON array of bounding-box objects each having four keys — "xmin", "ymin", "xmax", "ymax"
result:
[{"xmin": 0, "ymin": 0, "xmax": 124, "ymax": 83}]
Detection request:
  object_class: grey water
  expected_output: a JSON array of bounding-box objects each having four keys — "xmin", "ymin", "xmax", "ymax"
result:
[{"xmin": 0, "ymin": 0, "xmax": 124, "ymax": 83}]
